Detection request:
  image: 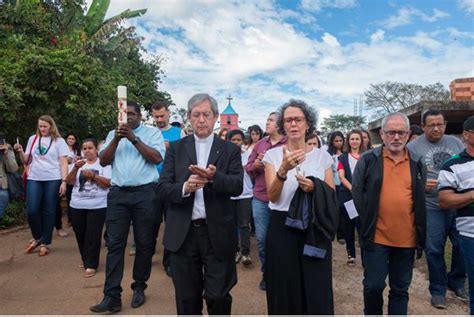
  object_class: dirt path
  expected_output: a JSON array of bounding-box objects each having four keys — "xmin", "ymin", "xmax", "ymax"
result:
[{"xmin": 0, "ymin": 222, "xmax": 469, "ymax": 314}]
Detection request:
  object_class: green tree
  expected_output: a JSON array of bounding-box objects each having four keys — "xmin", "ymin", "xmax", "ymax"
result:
[
  {"xmin": 0, "ymin": 0, "xmax": 171, "ymax": 143},
  {"xmin": 364, "ymin": 81, "xmax": 449, "ymax": 118},
  {"xmin": 320, "ymin": 114, "xmax": 366, "ymax": 136}
]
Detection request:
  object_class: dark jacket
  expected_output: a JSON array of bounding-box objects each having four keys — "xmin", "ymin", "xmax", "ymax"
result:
[
  {"xmin": 352, "ymin": 146, "xmax": 426, "ymax": 258},
  {"xmin": 286, "ymin": 177, "xmax": 339, "ymax": 258},
  {"xmin": 157, "ymin": 135, "xmax": 243, "ymax": 259},
  {"xmin": 337, "ymin": 152, "xmax": 353, "ymax": 204}
]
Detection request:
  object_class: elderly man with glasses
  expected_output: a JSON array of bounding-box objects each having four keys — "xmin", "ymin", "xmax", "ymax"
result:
[{"xmin": 352, "ymin": 112, "xmax": 427, "ymax": 315}]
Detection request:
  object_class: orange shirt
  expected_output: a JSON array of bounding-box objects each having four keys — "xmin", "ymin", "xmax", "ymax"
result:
[{"xmin": 374, "ymin": 148, "xmax": 415, "ymax": 248}]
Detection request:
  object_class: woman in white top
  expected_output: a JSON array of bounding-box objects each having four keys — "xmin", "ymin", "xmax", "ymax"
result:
[
  {"xmin": 227, "ymin": 129, "xmax": 254, "ymax": 266},
  {"xmin": 66, "ymin": 138, "xmax": 111, "ymax": 278},
  {"xmin": 262, "ymin": 99, "xmax": 335, "ymax": 314},
  {"xmin": 14, "ymin": 115, "xmax": 69, "ymax": 256}
]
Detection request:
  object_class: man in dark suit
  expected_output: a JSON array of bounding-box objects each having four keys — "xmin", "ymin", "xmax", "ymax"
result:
[{"xmin": 158, "ymin": 93, "xmax": 243, "ymax": 315}]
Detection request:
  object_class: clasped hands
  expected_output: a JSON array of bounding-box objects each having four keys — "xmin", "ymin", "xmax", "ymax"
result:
[
  {"xmin": 184, "ymin": 164, "xmax": 216, "ymax": 193},
  {"xmin": 279, "ymin": 146, "xmax": 314, "ymax": 193},
  {"xmin": 115, "ymin": 124, "xmax": 135, "ymax": 141}
]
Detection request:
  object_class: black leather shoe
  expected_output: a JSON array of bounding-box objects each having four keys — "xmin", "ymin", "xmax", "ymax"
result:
[
  {"xmin": 90, "ymin": 297, "xmax": 122, "ymax": 314},
  {"xmin": 165, "ymin": 266, "xmax": 172, "ymax": 278},
  {"xmin": 259, "ymin": 276, "xmax": 266, "ymax": 291},
  {"xmin": 131, "ymin": 290, "xmax": 145, "ymax": 308}
]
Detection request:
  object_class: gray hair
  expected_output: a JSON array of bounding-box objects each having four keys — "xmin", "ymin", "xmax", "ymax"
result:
[
  {"xmin": 381, "ymin": 112, "xmax": 410, "ymax": 130},
  {"xmin": 277, "ymin": 99, "xmax": 318, "ymax": 136},
  {"xmin": 187, "ymin": 93, "xmax": 219, "ymax": 115}
]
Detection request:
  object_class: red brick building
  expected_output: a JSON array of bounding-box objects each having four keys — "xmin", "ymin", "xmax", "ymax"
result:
[{"xmin": 450, "ymin": 77, "xmax": 474, "ymax": 101}]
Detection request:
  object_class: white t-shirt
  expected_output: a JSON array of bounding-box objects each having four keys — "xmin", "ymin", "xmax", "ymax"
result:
[
  {"xmin": 348, "ymin": 153, "xmax": 359, "ymax": 175},
  {"xmin": 69, "ymin": 160, "xmax": 112, "ymax": 209},
  {"xmin": 263, "ymin": 147, "xmax": 333, "ymax": 211},
  {"xmin": 25, "ymin": 135, "xmax": 69, "ymax": 181},
  {"xmin": 231, "ymin": 149, "xmax": 254, "ymax": 200}
]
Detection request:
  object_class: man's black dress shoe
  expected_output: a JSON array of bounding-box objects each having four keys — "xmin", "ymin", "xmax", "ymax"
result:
[
  {"xmin": 131, "ymin": 290, "xmax": 145, "ymax": 308},
  {"xmin": 90, "ymin": 297, "xmax": 122, "ymax": 314}
]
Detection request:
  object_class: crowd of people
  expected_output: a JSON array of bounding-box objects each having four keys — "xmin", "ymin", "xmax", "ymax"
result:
[{"xmin": 1, "ymin": 94, "xmax": 473, "ymax": 315}]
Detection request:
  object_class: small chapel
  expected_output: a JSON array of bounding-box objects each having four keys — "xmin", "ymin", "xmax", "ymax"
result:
[{"xmin": 219, "ymin": 95, "xmax": 239, "ymax": 130}]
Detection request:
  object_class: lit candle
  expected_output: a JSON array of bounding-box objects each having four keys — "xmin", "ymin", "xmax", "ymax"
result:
[{"xmin": 117, "ymin": 86, "xmax": 127, "ymax": 124}]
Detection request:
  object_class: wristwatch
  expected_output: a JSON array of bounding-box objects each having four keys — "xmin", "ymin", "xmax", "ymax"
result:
[{"xmin": 131, "ymin": 136, "xmax": 141, "ymax": 145}]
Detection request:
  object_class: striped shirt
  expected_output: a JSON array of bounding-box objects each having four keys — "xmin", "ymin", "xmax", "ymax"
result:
[{"xmin": 438, "ymin": 150, "xmax": 474, "ymax": 238}]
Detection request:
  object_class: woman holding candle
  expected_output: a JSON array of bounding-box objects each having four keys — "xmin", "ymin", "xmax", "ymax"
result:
[
  {"xmin": 14, "ymin": 115, "xmax": 69, "ymax": 256},
  {"xmin": 263, "ymin": 99, "xmax": 335, "ymax": 314},
  {"xmin": 66, "ymin": 138, "xmax": 111, "ymax": 278}
]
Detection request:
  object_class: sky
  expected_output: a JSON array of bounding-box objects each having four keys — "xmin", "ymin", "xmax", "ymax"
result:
[{"xmin": 93, "ymin": 0, "xmax": 474, "ymax": 129}]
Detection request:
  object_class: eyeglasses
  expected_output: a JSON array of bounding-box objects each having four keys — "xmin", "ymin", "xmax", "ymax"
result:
[
  {"xmin": 383, "ymin": 130, "xmax": 409, "ymax": 137},
  {"xmin": 283, "ymin": 116, "xmax": 306, "ymax": 125},
  {"xmin": 426, "ymin": 123, "xmax": 446, "ymax": 130},
  {"xmin": 190, "ymin": 111, "xmax": 213, "ymax": 119}
]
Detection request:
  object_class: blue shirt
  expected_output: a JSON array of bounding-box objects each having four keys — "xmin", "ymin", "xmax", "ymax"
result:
[
  {"xmin": 156, "ymin": 126, "xmax": 182, "ymax": 174},
  {"xmin": 101, "ymin": 124, "xmax": 166, "ymax": 187}
]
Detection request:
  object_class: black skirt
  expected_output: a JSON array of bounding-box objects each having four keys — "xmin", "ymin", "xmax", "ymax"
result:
[{"xmin": 265, "ymin": 210, "xmax": 334, "ymax": 315}]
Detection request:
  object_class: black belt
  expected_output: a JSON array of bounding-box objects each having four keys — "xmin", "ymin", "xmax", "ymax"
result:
[{"xmin": 191, "ymin": 219, "xmax": 207, "ymax": 227}]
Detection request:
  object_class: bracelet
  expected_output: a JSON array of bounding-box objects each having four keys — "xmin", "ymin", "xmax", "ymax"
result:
[
  {"xmin": 276, "ymin": 171, "xmax": 287, "ymax": 182},
  {"xmin": 61, "ymin": 179, "xmax": 67, "ymax": 183}
]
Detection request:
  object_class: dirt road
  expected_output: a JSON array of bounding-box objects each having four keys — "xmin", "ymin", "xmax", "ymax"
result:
[{"xmin": 0, "ymin": 223, "xmax": 469, "ymax": 314}]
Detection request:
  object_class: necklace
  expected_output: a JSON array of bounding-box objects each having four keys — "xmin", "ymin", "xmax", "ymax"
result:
[{"xmin": 38, "ymin": 136, "xmax": 53, "ymax": 156}]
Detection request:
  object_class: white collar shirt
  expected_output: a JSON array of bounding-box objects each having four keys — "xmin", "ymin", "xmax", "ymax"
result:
[{"xmin": 191, "ymin": 133, "xmax": 214, "ymax": 220}]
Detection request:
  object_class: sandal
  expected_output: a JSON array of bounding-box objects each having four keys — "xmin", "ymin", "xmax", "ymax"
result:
[
  {"xmin": 25, "ymin": 239, "xmax": 40, "ymax": 254},
  {"xmin": 38, "ymin": 245, "xmax": 50, "ymax": 257},
  {"xmin": 84, "ymin": 268, "xmax": 96, "ymax": 278},
  {"xmin": 347, "ymin": 256, "xmax": 356, "ymax": 267}
]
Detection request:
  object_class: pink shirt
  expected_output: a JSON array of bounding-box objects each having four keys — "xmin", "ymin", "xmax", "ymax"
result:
[{"xmin": 245, "ymin": 135, "xmax": 287, "ymax": 202}]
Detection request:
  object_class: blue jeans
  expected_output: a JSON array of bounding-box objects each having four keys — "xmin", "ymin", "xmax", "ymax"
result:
[
  {"xmin": 252, "ymin": 197, "xmax": 270, "ymax": 273},
  {"xmin": 459, "ymin": 234, "xmax": 474, "ymax": 314},
  {"xmin": 363, "ymin": 243, "xmax": 415, "ymax": 315},
  {"xmin": 425, "ymin": 208, "xmax": 466, "ymax": 297},
  {"xmin": 26, "ymin": 180, "xmax": 61, "ymax": 245},
  {"xmin": 0, "ymin": 189, "xmax": 9, "ymax": 218}
]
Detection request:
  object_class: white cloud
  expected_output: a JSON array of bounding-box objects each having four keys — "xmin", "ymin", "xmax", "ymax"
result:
[
  {"xmin": 458, "ymin": 0, "xmax": 474, "ymax": 13},
  {"xmin": 381, "ymin": 7, "xmax": 450, "ymax": 29},
  {"xmin": 399, "ymin": 31, "xmax": 443, "ymax": 50},
  {"xmin": 322, "ymin": 32, "xmax": 340, "ymax": 47},
  {"xmin": 86, "ymin": 1, "xmax": 473, "ymax": 126},
  {"xmin": 300, "ymin": 0, "xmax": 357, "ymax": 12},
  {"xmin": 370, "ymin": 29, "xmax": 385, "ymax": 43}
]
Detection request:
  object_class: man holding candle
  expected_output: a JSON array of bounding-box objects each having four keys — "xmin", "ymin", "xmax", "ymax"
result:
[{"xmin": 90, "ymin": 101, "xmax": 165, "ymax": 313}]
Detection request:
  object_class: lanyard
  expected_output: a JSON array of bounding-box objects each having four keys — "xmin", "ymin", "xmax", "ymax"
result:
[{"xmin": 37, "ymin": 136, "xmax": 53, "ymax": 156}]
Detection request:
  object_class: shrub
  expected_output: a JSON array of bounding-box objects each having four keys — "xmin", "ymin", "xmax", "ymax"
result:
[{"xmin": 0, "ymin": 200, "xmax": 26, "ymax": 229}]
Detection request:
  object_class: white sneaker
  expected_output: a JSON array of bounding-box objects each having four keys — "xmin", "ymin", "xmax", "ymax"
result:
[{"xmin": 235, "ymin": 252, "xmax": 241, "ymax": 264}]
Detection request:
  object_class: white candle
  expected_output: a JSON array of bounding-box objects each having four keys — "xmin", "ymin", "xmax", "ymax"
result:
[{"xmin": 117, "ymin": 86, "xmax": 127, "ymax": 124}]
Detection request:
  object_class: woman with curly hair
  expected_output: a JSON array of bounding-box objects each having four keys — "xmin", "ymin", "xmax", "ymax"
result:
[{"xmin": 263, "ymin": 99, "xmax": 335, "ymax": 314}]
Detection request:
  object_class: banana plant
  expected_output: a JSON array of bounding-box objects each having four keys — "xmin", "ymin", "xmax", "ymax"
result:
[{"xmin": 83, "ymin": 0, "xmax": 146, "ymax": 53}]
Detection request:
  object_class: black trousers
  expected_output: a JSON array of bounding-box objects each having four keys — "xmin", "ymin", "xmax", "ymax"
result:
[
  {"xmin": 266, "ymin": 210, "xmax": 334, "ymax": 315},
  {"xmin": 55, "ymin": 199, "xmax": 63, "ymax": 230},
  {"xmin": 103, "ymin": 183, "xmax": 157, "ymax": 299},
  {"xmin": 66, "ymin": 184, "xmax": 73, "ymax": 224},
  {"xmin": 69, "ymin": 207, "xmax": 106, "ymax": 269},
  {"xmin": 152, "ymin": 201, "xmax": 171, "ymax": 268},
  {"xmin": 234, "ymin": 198, "xmax": 252, "ymax": 256},
  {"xmin": 171, "ymin": 225, "xmax": 237, "ymax": 315},
  {"xmin": 341, "ymin": 205, "xmax": 360, "ymax": 258}
]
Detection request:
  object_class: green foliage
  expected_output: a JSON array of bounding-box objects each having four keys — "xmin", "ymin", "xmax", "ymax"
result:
[
  {"xmin": 320, "ymin": 114, "xmax": 366, "ymax": 136},
  {"xmin": 364, "ymin": 81, "xmax": 450, "ymax": 118},
  {"xmin": 0, "ymin": 0, "xmax": 171, "ymax": 143},
  {"xmin": 0, "ymin": 200, "xmax": 26, "ymax": 229}
]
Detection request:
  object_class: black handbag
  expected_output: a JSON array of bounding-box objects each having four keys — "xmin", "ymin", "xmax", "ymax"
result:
[{"xmin": 6, "ymin": 171, "xmax": 24, "ymax": 200}]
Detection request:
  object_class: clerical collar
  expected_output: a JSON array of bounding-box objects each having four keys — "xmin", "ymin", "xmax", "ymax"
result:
[{"xmin": 194, "ymin": 133, "xmax": 214, "ymax": 144}]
